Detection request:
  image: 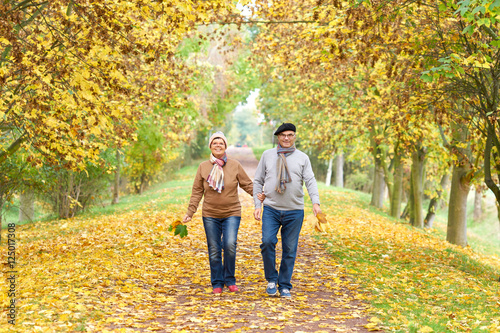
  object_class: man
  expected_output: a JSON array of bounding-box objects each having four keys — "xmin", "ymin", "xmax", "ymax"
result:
[{"xmin": 253, "ymin": 122, "xmax": 321, "ymax": 298}]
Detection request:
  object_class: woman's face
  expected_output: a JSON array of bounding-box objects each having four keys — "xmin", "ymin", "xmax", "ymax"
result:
[{"xmin": 210, "ymin": 138, "xmax": 226, "ymax": 158}]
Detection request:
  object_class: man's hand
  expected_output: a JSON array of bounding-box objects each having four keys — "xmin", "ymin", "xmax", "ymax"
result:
[
  {"xmin": 313, "ymin": 203, "xmax": 322, "ymax": 216},
  {"xmin": 182, "ymin": 214, "xmax": 192, "ymax": 223},
  {"xmin": 254, "ymin": 208, "xmax": 262, "ymax": 221}
]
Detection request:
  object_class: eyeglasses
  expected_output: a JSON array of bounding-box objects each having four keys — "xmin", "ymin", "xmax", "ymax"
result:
[{"xmin": 278, "ymin": 134, "xmax": 295, "ymax": 139}]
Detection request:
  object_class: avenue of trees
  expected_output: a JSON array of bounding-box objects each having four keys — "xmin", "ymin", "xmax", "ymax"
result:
[
  {"xmin": 0, "ymin": 1, "xmax": 258, "ymax": 224},
  {"xmin": 247, "ymin": 0, "xmax": 500, "ymax": 246},
  {"xmin": 2, "ymin": 0, "xmax": 500, "ymax": 248}
]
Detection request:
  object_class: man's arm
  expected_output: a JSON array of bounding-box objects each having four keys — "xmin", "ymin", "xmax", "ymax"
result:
[
  {"xmin": 253, "ymin": 155, "xmax": 266, "ymax": 208},
  {"xmin": 303, "ymin": 156, "xmax": 321, "ymax": 215},
  {"xmin": 253, "ymin": 153, "xmax": 266, "ymax": 220}
]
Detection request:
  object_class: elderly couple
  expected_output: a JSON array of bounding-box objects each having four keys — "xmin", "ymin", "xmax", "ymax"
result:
[{"xmin": 182, "ymin": 123, "xmax": 321, "ymax": 298}]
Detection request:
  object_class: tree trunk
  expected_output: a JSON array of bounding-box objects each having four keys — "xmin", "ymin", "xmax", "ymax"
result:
[
  {"xmin": 59, "ymin": 173, "xmax": 73, "ymax": 219},
  {"xmin": 473, "ymin": 186, "xmax": 482, "ymax": 222},
  {"xmin": 411, "ymin": 147, "xmax": 426, "ymax": 228},
  {"xmin": 19, "ymin": 190, "xmax": 35, "ymax": 222},
  {"xmin": 484, "ymin": 129, "xmax": 500, "ymax": 227},
  {"xmin": 371, "ymin": 162, "xmax": 385, "ymax": 208},
  {"xmin": 408, "ymin": 173, "xmax": 415, "ymax": 225},
  {"xmin": 112, "ymin": 148, "xmax": 120, "ymax": 205},
  {"xmin": 439, "ymin": 172, "xmax": 451, "ymax": 209},
  {"xmin": 424, "ymin": 197, "xmax": 438, "ymax": 228},
  {"xmin": 369, "ymin": 125, "xmax": 386, "ymax": 209},
  {"xmin": 445, "ymin": 118, "xmax": 473, "ymax": 246},
  {"xmin": 0, "ymin": 196, "xmax": 3, "ymax": 244},
  {"xmin": 139, "ymin": 172, "xmax": 147, "ymax": 195},
  {"xmin": 325, "ymin": 155, "xmax": 333, "ymax": 186},
  {"xmin": 424, "ymin": 173, "xmax": 449, "ymax": 228},
  {"xmin": 334, "ymin": 152, "xmax": 344, "ymax": 188},
  {"xmin": 390, "ymin": 153, "xmax": 404, "ymax": 218},
  {"xmin": 447, "ymin": 164, "xmax": 471, "ymax": 246}
]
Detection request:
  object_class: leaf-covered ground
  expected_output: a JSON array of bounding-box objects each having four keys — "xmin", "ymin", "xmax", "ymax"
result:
[
  {"xmin": 0, "ymin": 190, "xmax": 379, "ymax": 332},
  {"xmin": 1, "ymin": 155, "xmax": 500, "ymax": 332},
  {"xmin": 319, "ymin": 190, "xmax": 500, "ymax": 332}
]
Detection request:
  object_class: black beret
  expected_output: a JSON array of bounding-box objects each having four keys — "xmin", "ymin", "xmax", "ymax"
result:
[{"xmin": 274, "ymin": 123, "xmax": 296, "ymax": 135}]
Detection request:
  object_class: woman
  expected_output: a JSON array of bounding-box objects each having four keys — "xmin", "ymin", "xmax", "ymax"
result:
[{"xmin": 183, "ymin": 131, "xmax": 256, "ymax": 294}]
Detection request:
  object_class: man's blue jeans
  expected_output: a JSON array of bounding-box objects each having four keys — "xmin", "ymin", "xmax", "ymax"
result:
[
  {"xmin": 260, "ymin": 205, "xmax": 304, "ymax": 291},
  {"xmin": 202, "ymin": 216, "xmax": 241, "ymax": 288}
]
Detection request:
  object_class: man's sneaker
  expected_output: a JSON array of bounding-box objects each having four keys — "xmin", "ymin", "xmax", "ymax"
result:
[
  {"xmin": 280, "ymin": 289, "xmax": 291, "ymax": 298},
  {"xmin": 266, "ymin": 282, "xmax": 277, "ymax": 296}
]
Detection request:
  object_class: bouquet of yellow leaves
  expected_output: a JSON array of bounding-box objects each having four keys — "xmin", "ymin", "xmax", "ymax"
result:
[
  {"xmin": 314, "ymin": 212, "xmax": 330, "ymax": 233},
  {"xmin": 168, "ymin": 219, "xmax": 188, "ymax": 238}
]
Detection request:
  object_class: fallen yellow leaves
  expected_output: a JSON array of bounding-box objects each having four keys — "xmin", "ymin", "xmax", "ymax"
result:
[
  {"xmin": 364, "ymin": 316, "xmax": 382, "ymax": 331},
  {"xmin": 313, "ymin": 212, "xmax": 330, "ymax": 233},
  {"xmin": 8, "ymin": 167, "xmax": 498, "ymax": 332},
  {"xmin": 0, "ymin": 192, "xmax": 377, "ymax": 332},
  {"xmin": 316, "ymin": 189, "xmax": 500, "ymax": 332}
]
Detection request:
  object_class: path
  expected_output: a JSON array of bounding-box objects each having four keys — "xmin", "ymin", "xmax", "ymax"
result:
[
  {"xmin": 103, "ymin": 147, "xmax": 378, "ymax": 332},
  {"xmin": 196, "ymin": 146, "xmax": 376, "ymax": 332},
  {"xmin": 227, "ymin": 146, "xmax": 260, "ymax": 179}
]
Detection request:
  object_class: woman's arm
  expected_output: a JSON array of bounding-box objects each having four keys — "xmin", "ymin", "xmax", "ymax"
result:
[
  {"xmin": 185, "ymin": 165, "xmax": 205, "ymax": 221},
  {"xmin": 237, "ymin": 162, "xmax": 254, "ymax": 196}
]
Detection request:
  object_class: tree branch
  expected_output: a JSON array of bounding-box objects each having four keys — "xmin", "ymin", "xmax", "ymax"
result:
[
  {"xmin": 0, "ymin": 133, "xmax": 26, "ymax": 164},
  {"xmin": 484, "ymin": 129, "xmax": 500, "ymax": 203},
  {"xmin": 199, "ymin": 20, "xmax": 318, "ymax": 26}
]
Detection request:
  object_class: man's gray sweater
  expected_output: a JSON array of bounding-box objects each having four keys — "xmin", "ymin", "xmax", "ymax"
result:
[{"xmin": 253, "ymin": 147, "xmax": 320, "ymax": 210}]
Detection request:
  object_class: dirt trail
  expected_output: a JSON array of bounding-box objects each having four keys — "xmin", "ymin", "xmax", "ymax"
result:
[
  {"xmin": 227, "ymin": 146, "xmax": 259, "ymax": 179},
  {"xmin": 113, "ymin": 147, "xmax": 378, "ymax": 332},
  {"xmin": 214, "ymin": 146, "xmax": 377, "ymax": 332}
]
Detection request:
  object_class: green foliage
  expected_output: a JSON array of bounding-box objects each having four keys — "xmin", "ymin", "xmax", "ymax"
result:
[
  {"xmin": 124, "ymin": 116, "xmax": 166, "ymax": 193},
  {"xmin": 177, "ymin": 36, "xmax": 210, "ymax": 59},
  {"xmin": 38, "ymin": 158, "xmax": 114, "ymax": 219},
  {"xmin": 345, "ymin": 170, "xmax": 372, "ymax": 193},
  {"xmin": 228, "ymin": 99, "xmax": 261, "ymax": 146},
  {"xmin": 124, "ymin": 99, "xmax": 195, "ymax": 193},
  {"xmin": 169, "ymin": 223, "xmax": 188, "ymax": 238}
]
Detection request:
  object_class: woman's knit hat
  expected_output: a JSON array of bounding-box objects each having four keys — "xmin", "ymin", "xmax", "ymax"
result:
[{"xmin": 208, "ymin": 131, "xmax": 228, "ymax": 148}]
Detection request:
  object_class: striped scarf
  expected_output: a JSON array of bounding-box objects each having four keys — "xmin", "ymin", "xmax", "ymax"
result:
[
  {"xmin": 207, "ymin": 153, "xmax": 227, "ymax": 193},
  {"xmin": 276, "ymin": 144, "xmax": 295, "ymax": 193}
]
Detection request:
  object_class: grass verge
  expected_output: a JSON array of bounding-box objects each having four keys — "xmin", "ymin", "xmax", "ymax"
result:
[{"xmin": 315, "ymin": 185, "xmax": 500, "ymax": 332}]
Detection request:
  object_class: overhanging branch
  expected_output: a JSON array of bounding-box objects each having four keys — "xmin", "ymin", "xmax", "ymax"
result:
[
  {"xmin": 198, "ymin": 20, "xmax": 318, "ymax": 26},
  {"xmin": 0, "ymin": 133, "xmax": 27, "ymax": 164}
]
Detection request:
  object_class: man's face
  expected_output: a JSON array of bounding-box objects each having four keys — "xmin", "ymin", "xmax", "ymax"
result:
[{"xmin": 277, "ymin": 130, "xmax": 296, "ymax": 148}]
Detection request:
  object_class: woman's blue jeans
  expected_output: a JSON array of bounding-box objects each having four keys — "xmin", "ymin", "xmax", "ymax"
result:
[
  {"xmin": 202, "ymin": 216, "xmax": 241, "ymax": 289},
  {"xmin": 260, "ymin": 205, "xmax": 304, "ymax": 291}
]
